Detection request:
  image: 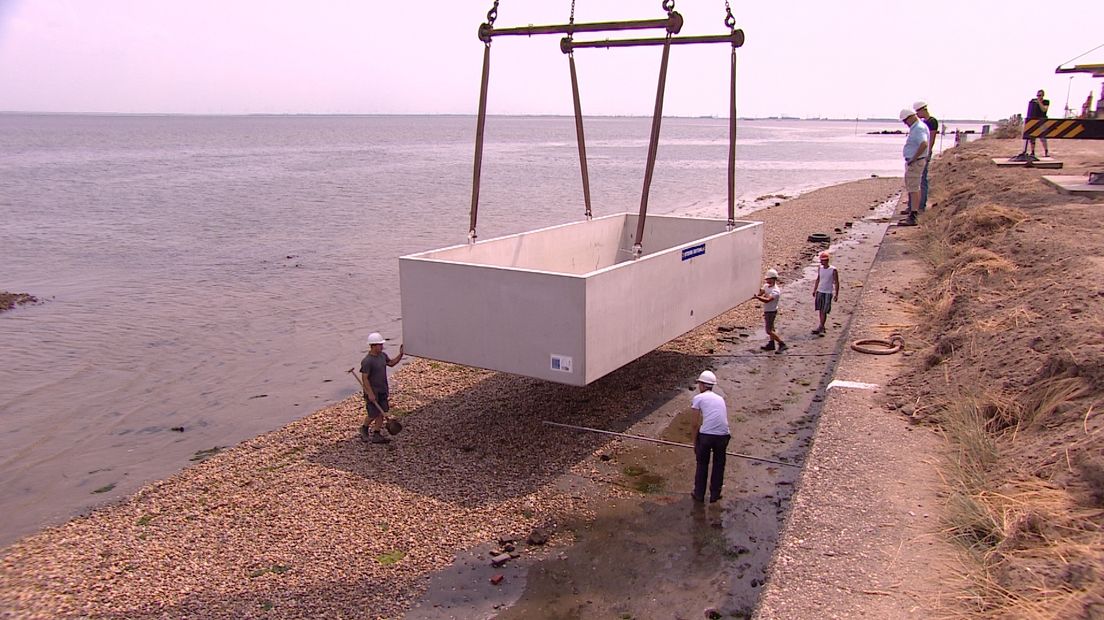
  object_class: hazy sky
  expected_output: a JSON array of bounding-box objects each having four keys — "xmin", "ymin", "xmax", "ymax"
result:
[{"xmin": 0, "ymin": 0, "xmax": 1099, "ymax": 120}]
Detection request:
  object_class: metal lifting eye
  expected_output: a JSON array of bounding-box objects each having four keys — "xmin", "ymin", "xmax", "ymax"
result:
[
  {"xmin": 724, "ymin": 13, "xmax": 736, "ymax": 29},
  {"xmin": 486, "ymin": 0, "xmax": 499, "ymax": 26}
]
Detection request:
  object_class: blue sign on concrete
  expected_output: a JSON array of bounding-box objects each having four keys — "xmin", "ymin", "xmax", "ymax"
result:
[{"xmin": 681, "ymin": 243, "xmax": 706, "ymax": 261}]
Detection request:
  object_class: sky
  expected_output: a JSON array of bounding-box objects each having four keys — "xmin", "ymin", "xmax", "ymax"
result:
[{"xmin": 0, "ymin": 0, "xmax": 1100, "ymax": 120}]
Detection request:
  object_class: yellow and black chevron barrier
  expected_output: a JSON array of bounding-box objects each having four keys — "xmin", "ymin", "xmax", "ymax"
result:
[{"xmin": 1023, "ymin": 118, "xmax": 1104, "ymax": 140}]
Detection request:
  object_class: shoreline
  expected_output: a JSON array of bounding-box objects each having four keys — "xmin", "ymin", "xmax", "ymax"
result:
[
  {"xmin": 0, "ymin": 114, "xmax": 920, "ymax": 550},
  {"xmin": 0, "ymin": 175, "xmax": 902, "ymax": 617}
]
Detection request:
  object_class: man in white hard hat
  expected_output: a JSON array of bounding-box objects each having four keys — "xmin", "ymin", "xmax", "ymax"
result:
[
  {"xmin": 356, "ymin": 332, "xmax": 404, "ymax": 444},
  {"xmin": 900, "ymin": 107, "xmax": 929, "ymax": 226},
  {"xmin": 690, "ymin": 370, "xmax": 731, "ymax": 503},
  {"xmin": 913, "ymin": 101, "xmax": 938, "ymax": 213},
  {"xmin": 754, "ymin": 268, "xmax": 788, "ymax": 354}
]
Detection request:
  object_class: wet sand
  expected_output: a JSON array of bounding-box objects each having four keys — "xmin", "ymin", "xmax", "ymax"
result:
[{"xmin": 0, "ymin": 177, "xmax": 902, "ymax": 618}]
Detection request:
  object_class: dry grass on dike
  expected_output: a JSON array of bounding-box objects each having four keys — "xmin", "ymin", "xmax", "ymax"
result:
[{"xmin": 908, "ymin": 180, "xmax": 1103, "ymax": 617}]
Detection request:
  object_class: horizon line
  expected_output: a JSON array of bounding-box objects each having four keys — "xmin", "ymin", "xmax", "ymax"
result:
[{"xmin": 0, "ymin": 111, "xmax": 997, "ymax": 123}]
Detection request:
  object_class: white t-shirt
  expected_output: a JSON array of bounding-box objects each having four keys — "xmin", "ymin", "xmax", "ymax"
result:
[
  {"xmin": 816, "ymin": 266, "xmax": 837, "ymax": 294},
  {"xmin": 692, "ymin": 390, "xmax": 730, "ymax": 436},
  {"xmin": 762, "ymin": 283, "xmax": 780, "ymax": 312}
]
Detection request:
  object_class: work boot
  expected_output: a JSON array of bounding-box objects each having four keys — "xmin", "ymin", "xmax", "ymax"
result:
[
  {"xmin": 775, "ymin": 342, "xmax": 789, "ymax": 355},
  {"xmin": 760, "ymin": 341, "xmax": 775, "ymax": 351},
  {"xmin": 358, "ymin": 424, "xmax": 372, "ymax": 441},
  {"xmin": 370, "ymin": 431, "xmax": 390, "ymax": 444}
]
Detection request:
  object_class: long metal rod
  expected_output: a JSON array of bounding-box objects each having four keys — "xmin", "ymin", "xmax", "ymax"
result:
[
  {"xmin": 727, "ymin": 45, "xmax": 737, "ymax": 228},
  {"xmin": 632, "ymin": 35, "xmax": 673, "ymax": 255},
  {"xmin": 469, "ymin": 43, "xmax": 492, "ymax": 242},
  {"xmin": 543, "ymin": 421, "xmax": 800, "ymax": 468},
  {"xmin": 480, "ymin": 15, "xmax": 681, "ymax": 42},
  {"xmin": 568, "ymin": 53, "xmax": 593, "ymax": 220},
  {"xmin": 563, "ymin": 30, "xmax": 744, "ymax": 51}
]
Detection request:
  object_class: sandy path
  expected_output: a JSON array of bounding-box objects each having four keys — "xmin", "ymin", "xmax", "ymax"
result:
[{"xmin": 754, "ymin": 223, "xmax": 959, "ymax": 619}]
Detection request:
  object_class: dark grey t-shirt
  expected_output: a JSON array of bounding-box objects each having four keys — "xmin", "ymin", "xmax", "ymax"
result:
[{"xmin": 360, "ymin": 352, "xmax": 391, "ymax": 395}]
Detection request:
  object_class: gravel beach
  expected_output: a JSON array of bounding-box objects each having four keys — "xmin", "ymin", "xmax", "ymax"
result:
[{"xmin": 0, "ymin": 177, "xmax": 902, "ymax": 618}]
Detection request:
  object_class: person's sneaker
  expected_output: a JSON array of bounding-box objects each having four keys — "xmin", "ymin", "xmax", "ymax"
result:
[
  {"xmin": 709, "ymin": 496, "xmax": 722, "ymax": 503},
  {"xmin": 811, "ymin": 327, "xmax": 823, "ymax": 335},
  {"xmin": 775, "ymin": 342, "xmax": 789, "ymax": 355},
  {"xmin": 691, "ymin": 493, "xmax": 705, "ymax": 503},
  {"xmin": 358, "ymin": 425, "xmax": 372, "ymax": 441},
  {"xmin": 760, "ymin": 342, "xmax": 775, "ymax": 351},
  {"xmin": 370, "ymin": 432, "xmax": 390, "ymax": 444}
]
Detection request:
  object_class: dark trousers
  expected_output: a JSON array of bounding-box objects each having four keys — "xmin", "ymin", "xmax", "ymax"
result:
[{"xmin": 693, "ymin": 432, "xmax": 731, "ymax": 501}]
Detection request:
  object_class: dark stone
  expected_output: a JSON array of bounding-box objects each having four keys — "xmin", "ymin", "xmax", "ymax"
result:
[
  {"xmin": 527, "ymin": 528, "xmax": 549, "ymax": 546},
  {"xmin": 490, "ymin": 553, "xmax": 511, "ymax": 567}
]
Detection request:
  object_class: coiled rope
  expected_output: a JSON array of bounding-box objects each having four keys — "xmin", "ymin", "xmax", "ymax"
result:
[{"xmin": 851, "ymin": 332, "xmax": 905, "ymax": 355}]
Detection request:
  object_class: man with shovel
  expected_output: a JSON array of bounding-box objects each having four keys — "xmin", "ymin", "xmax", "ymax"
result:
[{"xmin": 354, "ymin": 332, "xmax": 404, "ymax": 444}]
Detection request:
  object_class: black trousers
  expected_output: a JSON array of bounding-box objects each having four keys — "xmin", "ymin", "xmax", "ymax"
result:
[{"xmin": 693, "ymin": 432, "xmax": 731, "ymax": 501}]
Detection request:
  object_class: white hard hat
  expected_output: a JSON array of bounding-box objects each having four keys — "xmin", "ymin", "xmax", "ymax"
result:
[
  {"xmin": 913, "ymin": 100, "xmax": 928, "ymax": 112},
  {"xmin": 366, "ymin": 332, "xmax": 385, "ymax": 345},
  {"xmin": 697, "ymin": 370, "xmax": 717, "ymax": 385},
  {"xmin": 765, "ymin": 268, "xmax": 779, "ymax": 279},
  {"xmin": 899, "ymin": 108, "xmax": 916, "ymax": 121}
]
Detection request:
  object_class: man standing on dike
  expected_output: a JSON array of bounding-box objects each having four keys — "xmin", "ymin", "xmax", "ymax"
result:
[
  {"xmin": 690, "ymin": 370, "xmax": 731, "ymax": 504},
  {"xmin": 1022, "ymin": 89, "xmax": 1050, "ymax": 158},
  {"xmin": 811, "ymin": 250, "xmax": 839, "ymax": 336},
  {"xmin": 913, "ymin": 101, "xmax": 938, "ymax": 213},
  {"xmin": 899, "ymin": 107, "xmax": 929, "ymax": 226},
  {"xmin": 358, "ymin": 332, "xmax": 404, "ymax": 444}
]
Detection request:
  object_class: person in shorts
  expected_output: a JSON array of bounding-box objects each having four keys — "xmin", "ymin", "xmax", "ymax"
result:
[
  {"xmin": 754, "ymin": 268, "xmax": 787, "ymax": 354},
  {"xmin": 900, "ymin": 108, "xmax": 930, "ymax": 226},
  {"xmin": 811, "ymin": 251, "xmax": 839, "ymax": 336},
  {"xmin": 358, "ymin": 332, "xmax": 404, "ymax": 444}
]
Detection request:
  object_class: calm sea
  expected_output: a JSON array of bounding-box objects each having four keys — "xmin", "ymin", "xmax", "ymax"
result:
[{"xmin": 0, "ymin": 114, "xmax": 968, "ymax": 544}]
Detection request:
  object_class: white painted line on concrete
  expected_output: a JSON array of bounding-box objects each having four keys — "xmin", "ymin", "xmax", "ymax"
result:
[{"xmin": 826, "ymin": 379, "xmax": 879, "ymax": 390}]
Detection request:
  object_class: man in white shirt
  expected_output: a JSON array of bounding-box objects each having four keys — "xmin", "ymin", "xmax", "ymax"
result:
[{"xmin": 690, "ymin": 370, "xmax": 731, "ymax": 503}]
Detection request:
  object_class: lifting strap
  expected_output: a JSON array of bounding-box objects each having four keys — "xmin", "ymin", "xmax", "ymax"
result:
[
  {"xmin": 468, "ymin": 2, "xmax": 498, "ymax": 243},
  {"xmin": 725, "ymin": 0, "xmax": 738, "ymax": 229},
  {"xmin": 632, "ymin": 28, "xmax": 674, "ymax": 257},
  {"xmin": 566, "ymin": 1, "xmax": 593, "ymax": 220},
  {"xmin": 569, "ymin": 53, "xmax": 593, "ymax": 220}
]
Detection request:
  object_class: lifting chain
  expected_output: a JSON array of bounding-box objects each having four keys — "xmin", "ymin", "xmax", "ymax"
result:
[
  {"xmin": 723, "ymin": 0, "xmax": 735, "ymax": 29},
  {"xmin": 486, "ymin": 0, "xmax": 499, "ymax": 27},
  {"xmin": 662, "ymin": 0, "xmax": 675, "ymax": 14},
  {"xmin": 569, "ymin": 0, "xmax": 576, "ymax": 26}
]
